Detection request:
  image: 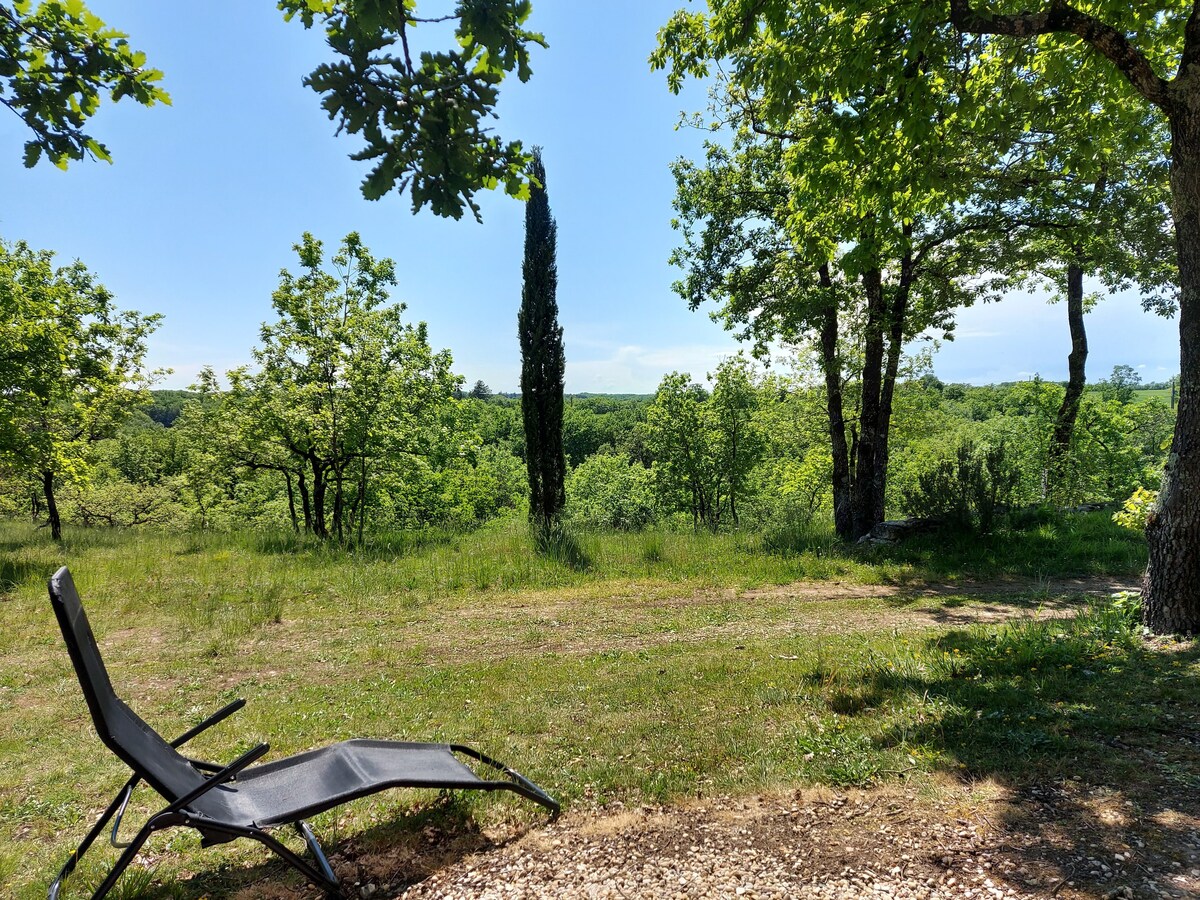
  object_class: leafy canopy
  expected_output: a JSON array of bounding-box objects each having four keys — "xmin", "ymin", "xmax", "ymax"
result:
[
  {"xmin": 0, "ymin": 238, "xmax": 161, "ymax": 486},
  {"xmin": 0, "ymin": 0, "xmax": 170, "ymax": 168},
  {"xmin": 281, "ymin": 0, "xmax": 546, "ymax": 220}
]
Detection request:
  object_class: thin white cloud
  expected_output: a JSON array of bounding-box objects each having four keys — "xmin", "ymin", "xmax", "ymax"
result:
[{"xmin": 567, "ymin": 341, "xmax": 743, "ymax": 393}]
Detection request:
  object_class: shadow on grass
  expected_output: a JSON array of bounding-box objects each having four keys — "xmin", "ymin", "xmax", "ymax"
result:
[
  {"xmin": 860, "ymin": 512, "xmax": 1148, "ymax": 580},
  {"xmin": 532, "ymin": 521, "xmax": 591, "ymax": 573},
  {"xmin": 247, "ymin": 527, "xmax": 461, "ymax": 561},
  {"xmin": 762, "ymin": 511, "xmax": 1148, "ymax": 581},
  {"xmin": 0, "ymin": 556, "xmax": 46, "ymax": 597},
  {"xmin": 823, "ymin": 604, "xmax": 1200, "ymax": 895},
  {"xmin": 100, "ymin": 795, "xmax": 503, "ymax": 899}
]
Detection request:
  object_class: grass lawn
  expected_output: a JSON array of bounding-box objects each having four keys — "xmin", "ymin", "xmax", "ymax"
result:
[
  {"xmin": 1133, "ymin": 387, "xmax": 1174, "ymax": 405},
  {"xmin": 2, "ymin": 515, "xmax": 1196, "ymax": 898}
]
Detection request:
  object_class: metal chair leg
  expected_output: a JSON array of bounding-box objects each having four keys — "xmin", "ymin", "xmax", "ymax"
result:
[
  {"xmin": 87, "ymin": 816, "xmax": 159, "ymax": 900},
  {"xmin": 254, "ymin": 829, "xmax": 343, "ymax": 898},
  {"xmin": 48, "ymin": 777, "xmax": 139, "ymax": 900},
  {"xmin": 296, "ymin": 820, "xmax": 338, "ymax": 886}
]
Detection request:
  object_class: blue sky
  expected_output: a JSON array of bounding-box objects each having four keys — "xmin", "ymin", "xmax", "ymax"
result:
[{"xmin": 0, "ymin": 2, "xmax": 1181, "ymax": 392}]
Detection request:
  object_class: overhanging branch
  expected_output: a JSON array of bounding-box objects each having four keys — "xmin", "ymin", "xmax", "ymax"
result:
[{"xmin": 947, "ymin": 1, "xmax": 1171, "ymax": 109}]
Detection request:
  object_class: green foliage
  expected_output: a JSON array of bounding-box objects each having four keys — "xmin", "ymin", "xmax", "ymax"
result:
[
  {"xmin": 1097, "ymin": 364, "xmax": 1145, "ymax": 404},
  {"xmin": 0, "ymin": 239, "xmax": 161, "ymax": 538},
  {"xmin": 0, "ymin": 0, "xmax": 169, "ymax": 168},
  {"xmin": 1114, "ymin": 486, "xmax": 1159, "ymax": 533},
  {"xmin": 566, "ymin": 452, "xmax": 656, "ymax": 531},
  {"xmin": 518, "ymin": 147, "xmax": 566, "ymax": 523},
  {"xmin": 900, "ymin": 439, "xmax": 1020, "ymax": 533},
  {"xmin": 228, "ymin": 232, "xmax": 458, "ymax": 541},
  {"xmin": 280, "ymin": 0, "xmax": 545, "ymax": 219}
]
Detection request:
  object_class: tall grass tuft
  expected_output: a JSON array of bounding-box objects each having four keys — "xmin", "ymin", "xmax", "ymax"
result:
[{"xmin": 533, "ymin": 519, "xmax": 592, "ymax": 572}]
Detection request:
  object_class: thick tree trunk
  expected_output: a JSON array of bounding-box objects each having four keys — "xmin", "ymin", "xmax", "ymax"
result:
[
  {"xmin": 852, "ymin": 266, "xmax": 887, "ymax": 539},
  {"xmin": 1047, "ymin": 261, "xmax": 1088, "ymax": 500},
  {"xmin": 1144, "ymin": 113, "xmax": 1200, "ymax": 634},
  {"xmin": 1142, "ymin": 112, "xmax": 1200, "ymax": 633},
  {"xmin": 817, "ymin": 265, "xmax": 854, "ymax": 540},
  {"xmin": 297, "ymin": 469, "xmax": 313, "ymax": 534},
  {"xmin": 42, "ymin": 470, "xmax": 61, "ymax": 541},
  {"xmin": 310, "ymin": 459, "xmax": 329, "ymax": 539},
  {"xmin": 873, "ymin": 247, "xmax": 913, "ymax": 525}
]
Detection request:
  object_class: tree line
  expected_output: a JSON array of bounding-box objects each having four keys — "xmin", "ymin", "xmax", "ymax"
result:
[
  {"xmin": 4, "ymin": 1, "xmax": 1197, "ymax": 633},
  {"xmin": 0, "ymin": 230, "xmax": 1171, "ymax": 543}
]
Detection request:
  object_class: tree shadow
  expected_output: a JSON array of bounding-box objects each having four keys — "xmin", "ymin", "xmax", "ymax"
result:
[
  {"xmin": 0, "ymin": 556, "xmax": 45, "ymax": 597},
  {"xmin": 828, "ymin": 607, "xmax": 1200, "ymax": 895},
  {"xmin": 103, "ymin": 795, "xmax": 512, "ymax": 899},
  {"xmin": 857, "ymin": 512, "xmax": 1148, "ymax": 581},
  {"xmin": 247, "ymin": 527, "xmax": 461, "ymax": 561},
  {"xmin": 532, "ymin": 520, "xmax": 592, "ymax": 572}
]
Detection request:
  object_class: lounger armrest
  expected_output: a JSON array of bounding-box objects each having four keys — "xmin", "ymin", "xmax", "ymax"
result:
[
  {"xmin": 170, "ymin": 698, "xmax": 246, "ymax": 748},
  {"xmin": 166, "ymin": 742, "xmax": 269, "ymax": 814}
]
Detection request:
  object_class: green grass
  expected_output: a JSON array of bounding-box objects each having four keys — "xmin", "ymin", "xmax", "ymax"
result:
[
  {"xmin": 1134, "ymin": 387, "xmax": 1173, "ymax": 405},
  {"xmin": 0, "ymin": 515, "xmax": 1188, "ymax": 899}
]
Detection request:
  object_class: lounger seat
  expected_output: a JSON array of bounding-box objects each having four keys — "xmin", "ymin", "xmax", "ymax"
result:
[
  {"xmin": 45, "ymin": 567, "xmax": 558, "ymax": 899},
  {"xmin": 191, "ymin": 739, "xmax": 524, "ymax": 828}
]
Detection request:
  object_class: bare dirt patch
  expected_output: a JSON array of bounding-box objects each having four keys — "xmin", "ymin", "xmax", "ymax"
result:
[
  {"xmin": 409, "ymin": 576, "xmax": 1144, "ymax": 662},
  {"xmin": 309, "ymin": 777, "xmax": 1199, "ymax": 900}
]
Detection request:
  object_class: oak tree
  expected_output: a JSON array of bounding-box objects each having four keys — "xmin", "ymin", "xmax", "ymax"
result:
[{"xmin": 0, "ymin": 239, "xmax": 161, "ymax": 539}]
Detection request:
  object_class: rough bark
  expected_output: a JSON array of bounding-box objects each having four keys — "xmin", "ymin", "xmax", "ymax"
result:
[
  {"xmin": 817, "ymin": 264, "xmax": 854, "ymax": 540},
  {"xmin": 852, "ymin": 265, "xmax": 887, "ymax": 539},
  {"xmin": 42, "ymin": 469, "xmax": 61, "ymax": 541},
  {"xmin": 1047, "ymin": 261, "xmax": 1088, "ymax": 499},
  {"xmin": 1144, "ymin": 106, "xmax": 1200, "ymax": 634}
]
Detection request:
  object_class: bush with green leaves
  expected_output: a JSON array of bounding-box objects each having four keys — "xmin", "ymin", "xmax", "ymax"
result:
[
  {"xmin": 1113, "ymin": 486, "xmax": 1159, "ymax": 533},
  {"xmin": 566, "ymin": 452, "xmax": 657, "ymax": 530},
  {"xmin": 900, "ymin": 439, "xmax": 1020, "ymax": 533}
]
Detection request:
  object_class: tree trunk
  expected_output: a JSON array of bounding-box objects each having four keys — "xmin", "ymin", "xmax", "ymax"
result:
[
  {"xmin": 332, "ymin": 462, "xmax": 345, "ymax": 543},
  {"xmin": 297, "ymin": 469, "xmax": 313, "ymax": 534},
  {"xmin": 310, "ymin": 458, "xmax": 329, "ymax": 539},
  {"xmin": 356, "ymin": 455, "xmax": 367, "ymax": 546},
  {"xmin": 42, "ymin": 470, "xmax": 61, "ymax": 541},
  {"xmin": 283, "ymin": 470, "xmax": 299, "ymax": 534},
  {"xmin": 873, "ymin": 245, "xmax": 913, "ymax": 525},
  {"xmin": 1047, "ymin": 261, "xmax": 1088, "ymax": 501},
  {"xmin": 1144, "ymin": 112, "xmax": 1200, "ymax": 634},
  {"xmin": 852, "ymin": 265, "xmax": 887, "ymax": 539},
  {"xmin": 817, "ymin": 265, "xmax": 854, "ymax": 540},
  {"xmin": 724, "ymin": 422, "xmax": 734, "ymax": 528}
]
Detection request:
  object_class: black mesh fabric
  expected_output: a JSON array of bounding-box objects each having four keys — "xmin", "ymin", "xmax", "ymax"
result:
[
  {"xmin": 190, "ymin": 739, "xmax": 488, "ymax": 827},
  {"xmin": 49, "ymin": 567, "xmax": 207, "ymax": 800}
]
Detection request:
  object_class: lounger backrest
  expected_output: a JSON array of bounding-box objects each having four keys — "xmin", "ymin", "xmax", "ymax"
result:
[{"xmin": 49, "ymin": 567, "xmax": 206, "ymax": 801}]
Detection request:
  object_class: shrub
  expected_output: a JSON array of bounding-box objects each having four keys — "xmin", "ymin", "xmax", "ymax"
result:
[
  {"xmin": 901, "ymin": 439, "xmax": 1019, "ymax": 533},
  {"xmin": 566, "ymin": 452, "xmax": 657, "ymax": 530},
  {"xmin": 1113, "ymin": 486, "xmax": 1158, "ymax": 533}
]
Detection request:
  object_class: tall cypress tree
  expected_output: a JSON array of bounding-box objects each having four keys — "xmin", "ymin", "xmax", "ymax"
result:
[{"xmin": 518, "ymin": 148, "xmax": 566, "ymax": 523}]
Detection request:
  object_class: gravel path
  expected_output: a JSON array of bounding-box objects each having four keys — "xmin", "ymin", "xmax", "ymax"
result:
[
  {"xmin": 303, "ymin": 778, "xmax": 1200, "ymax": 900},
  {"xmin": 393, "ymin": 793, "xmax": 1036, "ymax": 900}
]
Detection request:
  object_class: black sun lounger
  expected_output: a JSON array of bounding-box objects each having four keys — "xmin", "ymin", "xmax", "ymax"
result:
[{"xmin": 46, "ymin": 566, "xmax": 558, "ymax": 899}]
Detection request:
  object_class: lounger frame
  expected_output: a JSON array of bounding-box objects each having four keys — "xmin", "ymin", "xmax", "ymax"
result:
[{"xmin": 46, "ymin": 567, "xmax": 558, "ymax": 899}]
